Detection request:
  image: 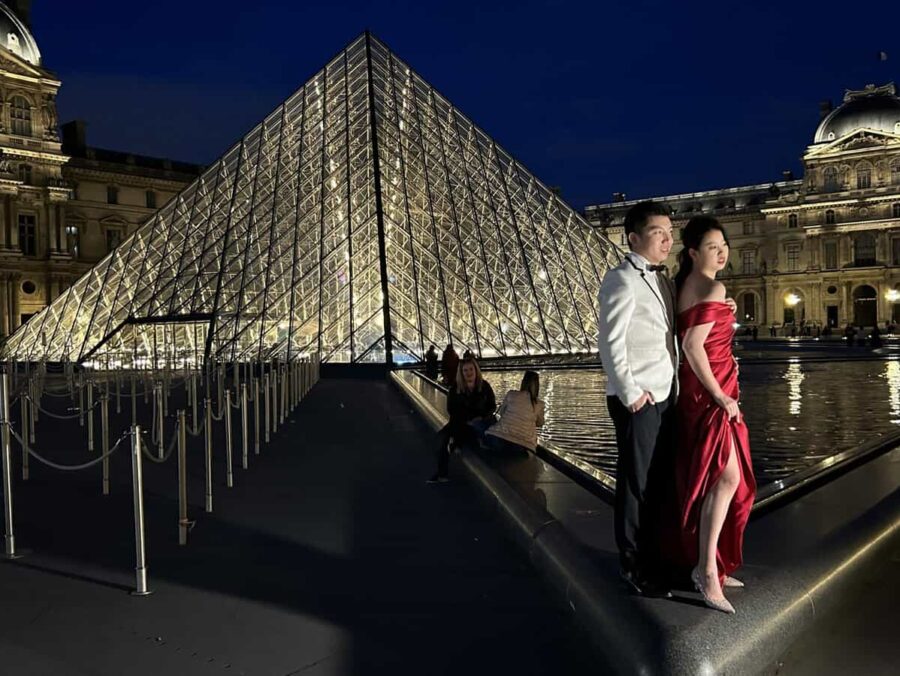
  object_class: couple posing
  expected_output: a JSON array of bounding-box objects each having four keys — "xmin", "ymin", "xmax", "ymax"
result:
[{"xmin": 598, "ymin": 201, "xmax": 756, "ymax": 614}]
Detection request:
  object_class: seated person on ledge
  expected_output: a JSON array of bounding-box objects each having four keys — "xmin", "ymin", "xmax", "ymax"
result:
[
  {"xmin": 486, "ymin": 370, "xmax": 545, "ymax": 454},
  {"xmin": 427, "ymin": 356, "xmax": 496, "ymax": 483}
]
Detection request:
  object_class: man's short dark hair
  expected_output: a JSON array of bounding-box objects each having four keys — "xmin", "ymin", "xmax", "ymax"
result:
[{"xmin": 623, "ymin": 201, "xmax": 671, "ymax": 239}]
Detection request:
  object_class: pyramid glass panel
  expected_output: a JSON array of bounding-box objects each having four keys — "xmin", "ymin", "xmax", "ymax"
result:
[{"xmin": 2, "ymin": 33, "xmax": 621, "ymax": 366}]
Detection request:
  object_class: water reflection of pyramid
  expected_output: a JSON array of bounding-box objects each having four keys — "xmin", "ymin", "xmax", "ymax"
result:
[{"xmin": 4, "ymin": 32, "xmax": 621, "ymax": 365}]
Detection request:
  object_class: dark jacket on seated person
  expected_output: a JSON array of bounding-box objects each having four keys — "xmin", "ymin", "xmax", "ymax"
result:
[{"xmin": 446, "ymin": 382, "xmax": 497, "ymax": 440}]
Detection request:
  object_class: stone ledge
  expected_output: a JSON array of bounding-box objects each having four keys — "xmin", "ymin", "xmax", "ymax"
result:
[{"xmin": 391, "ymin": 369, "xmax": 900, "ymax": 675}]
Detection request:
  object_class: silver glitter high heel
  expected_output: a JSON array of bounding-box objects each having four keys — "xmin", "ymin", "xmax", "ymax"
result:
[
  {"xmin": 691, "ymin": 567, "xmax": 736, "ymax": 614},
  {"xmin": 723, "ymin": 575, "xmax": 744, "ymax": 588}
]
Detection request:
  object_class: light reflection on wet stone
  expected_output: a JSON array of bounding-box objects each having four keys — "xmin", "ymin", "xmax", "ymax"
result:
[{"xmin": 485, "ymin": 360, "xmax": 900, "ymax": 486}]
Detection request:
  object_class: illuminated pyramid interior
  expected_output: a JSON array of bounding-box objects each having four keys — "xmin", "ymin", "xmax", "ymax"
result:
[{"xmin": 3, "ymin": 32, "xmax": 621, "ymax": 366}]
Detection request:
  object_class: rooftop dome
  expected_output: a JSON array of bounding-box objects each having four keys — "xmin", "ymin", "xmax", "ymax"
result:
[
  {"xmin": 0, "ymin": 1, "xmax": 40, "ymax": 66},
  {"xmin": 814, "ymin": 83, "xmax": 900, "ymax": 143}
]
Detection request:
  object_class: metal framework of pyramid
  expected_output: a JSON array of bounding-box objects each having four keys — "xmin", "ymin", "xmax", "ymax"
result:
[{"xmin": 3, "ymin": 32, "xmax": 621, "ymax": 367}]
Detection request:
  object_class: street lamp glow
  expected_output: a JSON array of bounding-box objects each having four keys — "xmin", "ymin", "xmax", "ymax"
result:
[
  {"xmin": 886, "ymin": 289, "xmax": 900, "ymax": 303},
  {"xmin": 785, "ymin": 293, "xmax": 801, "ymax": 307}
]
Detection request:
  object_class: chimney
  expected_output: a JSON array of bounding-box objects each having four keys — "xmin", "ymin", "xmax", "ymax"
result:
[
  {"xmin": 782, "ymin": 169, "xmax": 794, "ymax": 181},
  {"xmin": 612, "ymin": 192, "xmax": 627, "ymax": 203},
  {"xmin": 9, "ymin": 1, "xmax": 32, "ymax": 28},
  {"xmin": 818, "ymin": 99, "xmax": 833, "ymax": 119},
  {"xmin": 61, "ymin": 120, "xmax": 88, "ymax": 155}
]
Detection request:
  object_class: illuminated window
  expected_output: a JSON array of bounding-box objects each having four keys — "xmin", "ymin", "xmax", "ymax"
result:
[
  {"xmin": 10, "ymin": 96, "xmax": 32, "ymax": 136},
  {"xmin": 742, "ymin": 294, "xmax": 756, "ymax": 322},
  {"xmin": 857, "ymin": 164, "xmax": 871, "ymax": 189},
  {"xmin": 66, "ymin": 224, "xmax": 81, "ymax": 257},
  {"xmin": 788, "ymin": 213, "xmax": 798, "ymax": 228}
]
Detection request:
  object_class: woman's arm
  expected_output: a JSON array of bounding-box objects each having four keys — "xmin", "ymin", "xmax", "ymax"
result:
[{"xmin": 680, "ymin": 285, "xmax": 741, "ymax": 421}]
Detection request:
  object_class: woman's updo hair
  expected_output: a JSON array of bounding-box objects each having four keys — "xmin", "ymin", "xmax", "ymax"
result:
[{"xmin": 673, "ymin": 215, "xmax": 729, "ymax": 290}]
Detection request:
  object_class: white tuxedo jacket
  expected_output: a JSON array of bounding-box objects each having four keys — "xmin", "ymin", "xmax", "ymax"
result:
[{"xmin": 597, "ymin": 254, "xmax": 678, "ymax": 407}]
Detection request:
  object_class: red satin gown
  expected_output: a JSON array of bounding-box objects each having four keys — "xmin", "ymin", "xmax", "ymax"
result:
[{"xmin": 670, "ymin": 301, "xmax": 756, "ymax": 583}]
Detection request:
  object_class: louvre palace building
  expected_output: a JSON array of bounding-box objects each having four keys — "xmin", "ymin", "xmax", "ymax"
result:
[
  {"xmin": 586, "ymin": 82, "xmax": 900, "ymax": 331},
  {"xmin": 0, "ymin": 1, "xmax": 201, "ymax": 339}
]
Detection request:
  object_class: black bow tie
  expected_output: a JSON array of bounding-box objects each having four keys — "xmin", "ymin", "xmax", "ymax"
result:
[{"xmin": 646, "ymin": 264, "xmax": 667, "ymax": 273}]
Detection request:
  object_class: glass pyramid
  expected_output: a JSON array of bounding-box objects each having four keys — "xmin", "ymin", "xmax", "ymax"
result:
[{"xmin": 3, "ymin": 32, "xmax": 621, "ymax": 367}]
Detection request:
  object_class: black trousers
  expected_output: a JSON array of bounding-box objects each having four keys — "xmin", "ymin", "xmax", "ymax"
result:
[
  {"xmin": 435, "ymin": 422, "xmax": 477, "ymax": 476},
  {"xmin": 607, "ymin": 394, "xmax": 675, "ymax": 576}
]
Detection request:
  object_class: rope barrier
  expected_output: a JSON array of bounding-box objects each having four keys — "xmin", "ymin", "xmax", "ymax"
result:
[
  {"xmin": 8, "ymin": 425, "xmax": 129, "ymax": 471},
  {"xmin": 140, "ymin": 422, "xmax": 179, "ymax": 464},
  {"xmin": 25, "ymin": 396, "xmax": 101, "ymax": 420}
]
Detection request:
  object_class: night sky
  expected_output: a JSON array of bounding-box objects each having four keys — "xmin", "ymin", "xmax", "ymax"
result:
[{"xmin": 31, "ymin": 0, "xmax": 897, "ymax": 208}]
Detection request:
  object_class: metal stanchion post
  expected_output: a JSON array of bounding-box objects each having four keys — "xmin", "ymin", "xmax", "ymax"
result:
[
  {"xmin": 177, "ymin": 410, "xmax": 188, "ymax": 546},
  {"xmin": 78, "ymin": 374, "xmax": 85, "ymax": 427},
  {"xmin": 253, "ymin": 377, "xmax": 260, "ymax": 455},
  {"xmin": 204, "ymin": 399, "xmax": 213, "ymax": 512},
  {"xmin": 224, "ymin": 389, "xmax": 233, "ymax": 488},
  {"xmin": 263, "ymin": 373, "xmax": 270, "ymax": 444},
  {"xmin": 280, "ymin": 367, "xmax": 286, "ymax": 425},
  {"xmin": 191, "ymin": 373, "xmax": 198, "ymax": 432},
  {"xmin": 87, "ymin": 381, "xmax": 94, "ymax": 452},
  {"xmin": 2, "ymin": 371, "xmax": 19, "ymax": 559},
  {"xmin": 241, "ymin": 383, "xmax": 248, "ymax": 470},
  {"xmin": 116, "ymin": 371, "xmax": 122, "ymax": 414},
  {"xmin": 19, "ymin": 396, "xmax": 29, "ymax": 481},
  {"xmin": 131, "ymin": 375, "xmax": 137, "ymax": 426},
  {"xmin": 217, "ymin": 364, "xmax": 224, "ymax": 415},
  {"xmin": 155, "ymin": 382, "xmax": 164, "ymax": 460},
  {"xmin": 101, "ymin": 395, "xmax": 110, "ymax": 495},
  {"xmin": 130, "ymin": 425, "xmax": 151, "ymax": 595}
]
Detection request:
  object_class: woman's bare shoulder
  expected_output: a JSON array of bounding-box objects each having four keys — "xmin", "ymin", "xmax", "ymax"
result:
[{"xmin": 699, "ymin": 280, "xmax": 726, "ymax": 302}]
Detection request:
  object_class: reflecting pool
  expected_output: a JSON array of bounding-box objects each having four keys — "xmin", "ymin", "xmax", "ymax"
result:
[{"xmin": 485, "ymin": 359, "xmax": 900, "ymax": 487}]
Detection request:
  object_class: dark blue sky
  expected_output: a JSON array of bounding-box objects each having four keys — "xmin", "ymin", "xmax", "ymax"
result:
[{"xmin": 31, "ymin": 0, "xmax": 896, "ymax": 208}]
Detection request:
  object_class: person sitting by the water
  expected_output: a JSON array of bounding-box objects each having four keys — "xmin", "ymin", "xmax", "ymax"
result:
[
  {"xmin": 428, "ymin": 356, "xmax": 496, "ymax": 483},
  {"xmin": 870, "ymin": 324, "xmax": 883, "ymax": 349},
  {"xmin": 440, "ymin": 344, "xmax": 459, "ymax": 386},
  {"xmin": 424, "ymin": 345, "xmax": 439, "ymax": 380},
  {"xmin": 485, "ymin": 370, "xmax": 545, "ymax": 454}
]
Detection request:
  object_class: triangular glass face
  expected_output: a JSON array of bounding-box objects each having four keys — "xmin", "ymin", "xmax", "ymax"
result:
[{"xmin": 3, "ymin": 33, "xmax": 621, "ymax": 365}]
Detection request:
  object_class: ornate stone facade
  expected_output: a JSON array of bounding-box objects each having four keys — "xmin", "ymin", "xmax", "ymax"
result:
[
  {"xmin": 586, "ymin": 83, "xmax": 900, "ymax": 332},
  {"xmin": 0, "ymin": 1, "xmax": 202, "ymax": 338}
]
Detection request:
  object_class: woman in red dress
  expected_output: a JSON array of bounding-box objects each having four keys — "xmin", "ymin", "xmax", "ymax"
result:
[{"xmin": 670, "ymin": 216, "xmax": 756, "ymax": 614}]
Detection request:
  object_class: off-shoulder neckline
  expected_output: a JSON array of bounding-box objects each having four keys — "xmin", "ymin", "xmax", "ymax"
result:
[{"xmin": 677, "ymin": 300, "xmax": 730, "ymax": 316}]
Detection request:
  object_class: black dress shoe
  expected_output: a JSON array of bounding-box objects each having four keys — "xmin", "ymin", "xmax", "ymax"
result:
[{"xmin": 620, "ymin": 567, "xmax": 672, "ymax": 599}]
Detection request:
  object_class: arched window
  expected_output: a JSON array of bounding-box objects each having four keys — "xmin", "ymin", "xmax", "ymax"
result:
[
  {"xmin": 10, "ymin": 96, "xmax": 32, "ymax": 136},
  {"xmin": 854, "ymin": 232, "xmax": 876, "ymax": 266},
  {"xmin": 823, "ymin": 166, "xmax": 839, "ymax": 192},
  {"xmin": 741, "ymin": 294, "xmax": 757, "ymax": 322},
  {"xmin": 857, "ymin": 163, "xmax": 872, "ymax": 189},
  {"xmin": 788, "ymin": 213, "xmax": 799, "ymax": 228},
  {"xmin": 894, "ymin": 203, "xmax": 900, "ymax": 219},
  {"xmin": 825, "ymin": 209, "xmax": 836, "ymax": 224}
]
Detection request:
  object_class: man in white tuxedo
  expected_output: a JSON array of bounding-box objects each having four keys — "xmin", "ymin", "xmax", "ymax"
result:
[{"xmin": 598, "ymin": 200, "xmax": 678, "ymax": 597}]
